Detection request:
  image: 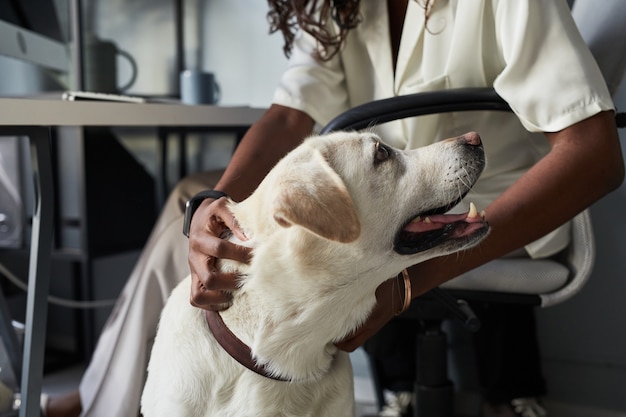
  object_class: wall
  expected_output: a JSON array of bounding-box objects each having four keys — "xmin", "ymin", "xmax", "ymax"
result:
[
  {"xmin": 91, "ymin": 0, "xmax": 286, "ymax": 106},
  {"xmin": 536, "ymin": 80, "xmax": 626, "ymax": 413}
]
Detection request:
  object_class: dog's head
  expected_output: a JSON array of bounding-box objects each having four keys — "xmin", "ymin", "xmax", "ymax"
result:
[
  {"xmin": 234, "ymin": 130, "xmax": 489, "ymax": 281},
  {"xmin": 224, "ymin": 130, "xmax": 490, "ymax": 381}
]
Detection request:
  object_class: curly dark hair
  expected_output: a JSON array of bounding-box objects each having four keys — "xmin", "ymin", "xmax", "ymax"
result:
[
  {"xmin": 267, "ymin": 0, "xmax": 435, "ymax": 61},
  {"xmin": 267, "ymin": 0, "xmax": 361, "ymax": 61}
]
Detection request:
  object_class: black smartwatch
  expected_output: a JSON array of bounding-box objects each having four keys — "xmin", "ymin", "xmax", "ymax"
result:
[{"xmin": 182, "ymin": 190, "xmax": 229, "ymax": 237}]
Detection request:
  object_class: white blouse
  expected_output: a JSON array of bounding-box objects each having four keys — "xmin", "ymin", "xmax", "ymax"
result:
[{"xmin": 272, "ymin": 0, "xmax": 614, "ymax": 258}]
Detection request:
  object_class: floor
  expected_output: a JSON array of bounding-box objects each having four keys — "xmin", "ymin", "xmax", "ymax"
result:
[
  {"xmin": 351, "ymin": 348, "xmax": 380, "ymax": 416},
  {"xmin": 39, "ymin": 349, "xmax": 626, "ymax": 417},
  {"xmin": 37, "ymin": 349, "xmax": 499, "ymax": 417},
  {"xmin": 37, "ymin": 348, "xmax": 513, "ymax": 417},
  {"xmin": 39, "ymin": 349, "xmax": 382, "ymax": 416},
  {"xmin": 42, "ymin": 364, "xmax": 84, "ymax": 398}
]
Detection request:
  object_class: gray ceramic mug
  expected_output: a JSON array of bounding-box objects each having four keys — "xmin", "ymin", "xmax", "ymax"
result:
[
  {"xmin": 83, "ymin": 36, "xmax": 138, "ymax": 93},
  {"xmin": 180, "ymin": 70, "xmax": 221, "ymax": 105}
]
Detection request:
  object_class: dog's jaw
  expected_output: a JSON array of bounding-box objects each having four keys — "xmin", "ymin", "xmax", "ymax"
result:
[{"xmin": 395, "ymin": 206, "xmax": 489, "ymax": 254}]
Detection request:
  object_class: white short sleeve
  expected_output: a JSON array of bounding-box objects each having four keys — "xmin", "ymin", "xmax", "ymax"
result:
[{"xmin": 492, "ymin": 0, "xmax": 614, "ymax": 132}]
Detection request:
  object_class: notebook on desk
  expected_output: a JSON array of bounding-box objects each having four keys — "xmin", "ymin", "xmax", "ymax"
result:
[{"xmin": 62, "ymin": 91, "xmax": 147, "ymax": 103}]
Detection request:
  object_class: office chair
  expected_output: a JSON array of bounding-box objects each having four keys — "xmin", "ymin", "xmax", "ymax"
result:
[{"xmin": 320, "ymin": 87, "xmax": 598, "ymax": 417}]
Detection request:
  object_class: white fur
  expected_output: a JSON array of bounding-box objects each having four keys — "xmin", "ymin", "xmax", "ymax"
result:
[{"xmin": 141, "ymin": 131, "xmax": 488, "ymax": 417}]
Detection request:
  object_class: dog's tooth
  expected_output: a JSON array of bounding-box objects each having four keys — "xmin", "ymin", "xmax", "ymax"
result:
[
  {"xmin": 424, "ymin": 217, "xmax": 432, "ymax": 224},
  {"xmin": 411, "ymin": 216, "xmax": 422, "ymax": 223},
  {"xmin": 468, "ymin": 202, "xmax": 478, "ymax": 218},
  {"xmin": 480, "ymin": 210, "xmax": 486, "ymax": 219}
]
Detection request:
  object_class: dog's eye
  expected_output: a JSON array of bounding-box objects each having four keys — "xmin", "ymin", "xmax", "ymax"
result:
[{"xmin": 374, "ymin": 142, "xmax": 391, "ymax": 163}]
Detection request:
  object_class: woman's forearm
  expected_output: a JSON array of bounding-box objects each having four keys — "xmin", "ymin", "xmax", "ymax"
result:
[
  {"xmin": 214, "ymin": 104, "xmax": 315, "ymax": 202},
  {"xmin": 408, "ymin": 110, "xmax": 625, "ymax": 295}
]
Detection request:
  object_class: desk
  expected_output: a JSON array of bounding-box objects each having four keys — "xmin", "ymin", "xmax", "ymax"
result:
[{"xmin": 0, "ymin": 97, "xmax": 265, "ymax": 417}]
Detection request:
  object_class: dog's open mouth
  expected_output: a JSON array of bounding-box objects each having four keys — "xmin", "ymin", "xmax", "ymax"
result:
[{"xmin": 394, "ymin": 202, "xmax": 489, "ymax": 254}]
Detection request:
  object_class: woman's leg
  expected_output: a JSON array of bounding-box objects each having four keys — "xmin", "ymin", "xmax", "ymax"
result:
[{"xmin": 47, "ymin": 170, "xmax": 223, "ymax": 417}]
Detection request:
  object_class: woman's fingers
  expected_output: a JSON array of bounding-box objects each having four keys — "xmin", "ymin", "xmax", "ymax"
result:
[
  {"xmin": 189, "ymin": 271, "xmax": 236, "ymax": 310},
  {"xmin": 187, "ymin": 196, "xmax": 252, "ymax": 310}
]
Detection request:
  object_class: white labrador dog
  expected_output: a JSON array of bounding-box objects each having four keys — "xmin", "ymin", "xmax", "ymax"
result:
[{"xmin": 141, "ymin": 130, "xmax": 489, "ymax": 417}]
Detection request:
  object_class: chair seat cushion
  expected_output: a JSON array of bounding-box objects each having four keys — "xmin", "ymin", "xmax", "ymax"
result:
[{"xmin": 441, "ymin": 258, "xmax": 569, "ymax": 294}]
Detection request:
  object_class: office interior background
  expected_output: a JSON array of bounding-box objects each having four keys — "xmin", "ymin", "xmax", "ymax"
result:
[{"xmin": 0, "ymin": 0, "xmax": 625, "ymax": 416}]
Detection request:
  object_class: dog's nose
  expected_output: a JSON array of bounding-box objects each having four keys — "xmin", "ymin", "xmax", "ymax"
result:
[{"xmin": 459, "ymin": 132, "xmax": 482, "ymax": 146}]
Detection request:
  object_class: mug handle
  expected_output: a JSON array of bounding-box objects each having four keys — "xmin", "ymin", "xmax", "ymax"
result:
[
  {"xmin": 213, "ymin": 80, "xmax": 221, "ymax": 104},
  {"xmin": 117, "ymin": 49, "xmax": 138, "ymax": 92}
]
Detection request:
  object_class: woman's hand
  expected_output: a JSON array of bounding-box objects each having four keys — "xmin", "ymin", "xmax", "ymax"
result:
[
  {"xmin": 185, "ymin": 106, "xmax": 314, "ymax": 311},
  {"xmin": 188, "ymin": 196, "xmax": 252, "ymax": 311}
]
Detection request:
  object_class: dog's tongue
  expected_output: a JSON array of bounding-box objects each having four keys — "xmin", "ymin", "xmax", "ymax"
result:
[{"xmin": 404, "ymin": 202, "xmax": 485, "ymax": 233}]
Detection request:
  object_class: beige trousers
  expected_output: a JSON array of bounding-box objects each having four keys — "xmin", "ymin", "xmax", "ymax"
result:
[{"xmin": 79, "ymin": 170, "xmax": 224, "ymax": 417}]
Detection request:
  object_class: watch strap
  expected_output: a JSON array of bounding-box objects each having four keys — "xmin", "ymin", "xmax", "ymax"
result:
[{"xmin": 182, "ymin": 190, "xmax": 229, "ymax": 237}]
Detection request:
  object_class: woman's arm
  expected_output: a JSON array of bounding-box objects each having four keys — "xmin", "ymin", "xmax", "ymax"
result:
[
  {"xmin": 337, "ymin": 110, "xmax": 624, "ymax": 351},
  {"xmin": 188, "ymin": 104, "xmax": 315, "ymax": 310}
]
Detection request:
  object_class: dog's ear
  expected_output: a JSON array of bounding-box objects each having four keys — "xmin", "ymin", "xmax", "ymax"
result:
[{"xmin": 273, "ymin": 152, "xmax": 361, "ymax": 243}]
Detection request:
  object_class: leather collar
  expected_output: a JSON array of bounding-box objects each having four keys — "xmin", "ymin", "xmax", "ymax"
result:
[{"xmin": 205, "ymin": 310, "xmax": 291, "ymax": 382}]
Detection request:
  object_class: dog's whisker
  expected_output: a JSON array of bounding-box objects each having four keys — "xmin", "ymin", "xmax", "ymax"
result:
[
  {"xmin": 460, "ymin": 167, "xmax": 473, "ymax": 186},
  {"xmin": 454, "ymin": 181, "xmax": 463, "ymax": 200},
  {"xmin": 455, "ymin": 173, "xmax": 471, "ymax": 191}
]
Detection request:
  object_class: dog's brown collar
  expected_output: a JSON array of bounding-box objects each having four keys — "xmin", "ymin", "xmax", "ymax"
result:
[{"xmin": 204, "ymin": 310, "xmax": 292, "ymax": 382}]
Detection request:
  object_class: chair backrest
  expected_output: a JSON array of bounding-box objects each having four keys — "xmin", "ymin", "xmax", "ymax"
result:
[
  {"xmin": 320, "ymin": 88, "xmax": 511, "ymax": 134},
  {"xmin": 320, "ymin": 87, "xmax": 595, "ymax": 309}
]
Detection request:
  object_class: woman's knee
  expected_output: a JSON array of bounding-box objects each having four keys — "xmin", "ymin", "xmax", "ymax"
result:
[{"xmin": 167, "ymin": 169, "xmax": 226, "ymax": 214}]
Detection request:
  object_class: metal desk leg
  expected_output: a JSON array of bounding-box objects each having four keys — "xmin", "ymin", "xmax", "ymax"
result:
[{"xmin": 18, "ymin": 127, "xmax": 54, "ymax": 417}]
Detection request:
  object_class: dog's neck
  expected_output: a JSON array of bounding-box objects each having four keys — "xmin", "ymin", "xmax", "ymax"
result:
[
  {"xmin": 216, "ymin": 223, "xmax": 381, "ymax": 382},
  {"xmin": 204, "ymin": 309, "xmax": 291, "ymax": 381},
  {"xmin": 219, "ymin": 260, "xmax": 379, "ymax": 382}
]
